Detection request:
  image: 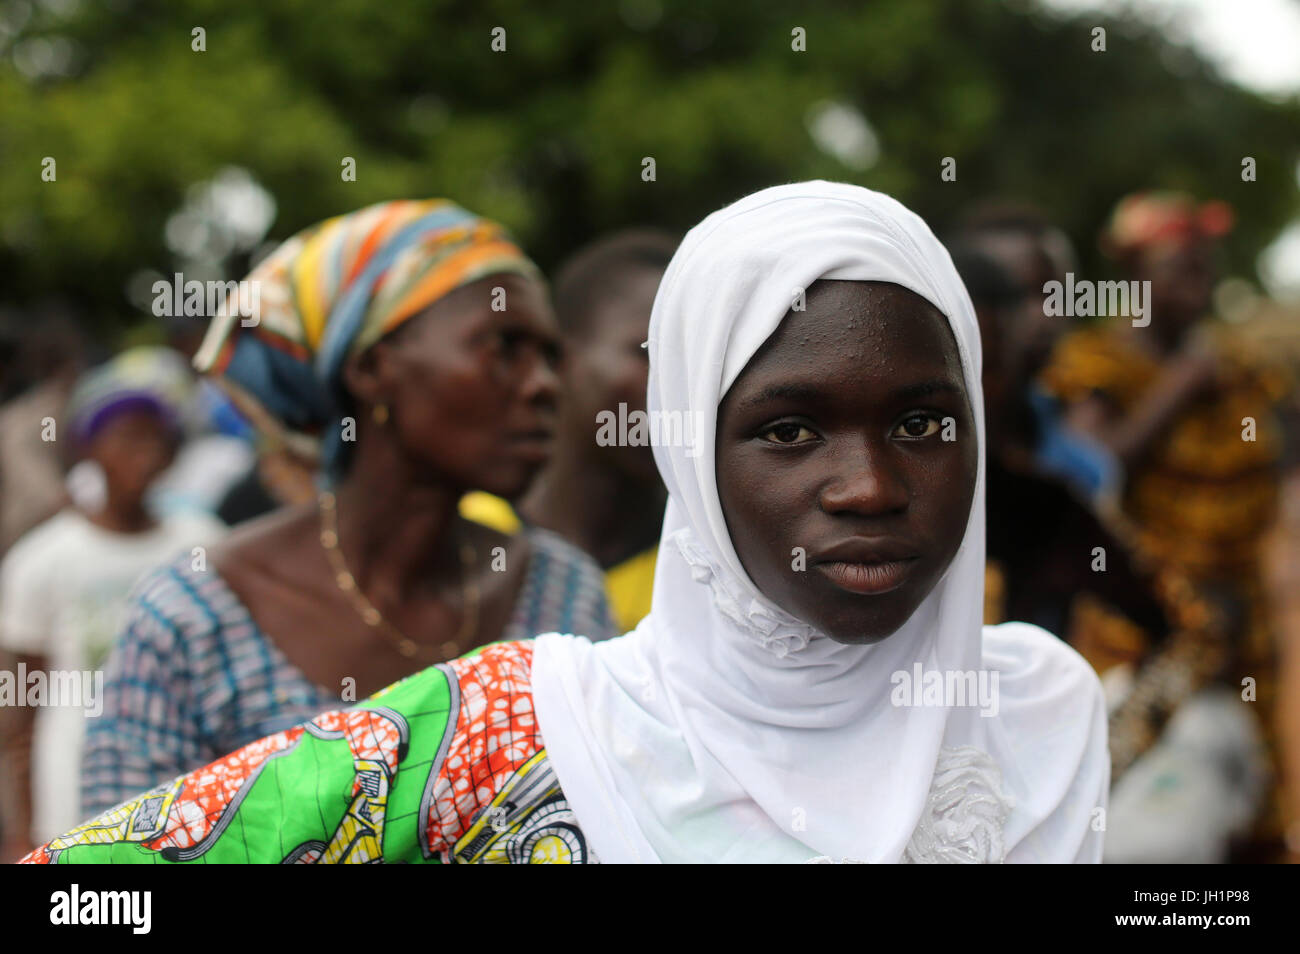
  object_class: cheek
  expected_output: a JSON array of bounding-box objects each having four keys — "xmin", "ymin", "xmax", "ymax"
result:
[
  {"xmin": 580, "ymin": 348, "xmax": 648, "ymax": 411},
  {"xmin": 717, "ymin": 447, "xmax": 809, "ymax": 574},
  {"xmin": 110, "ymin": 449, "xmax": 166, "ymax": 485},
  {"xmin": 391, "ymin": 361, "xmax": 515, "ymax": 465},
  {"xmin": 918, "ymin": 443, "xmax": 977, "ymax": 550},
  {"xmin": 400, "ymin": 358, "xmax": 508, "ymax": 426},
  {"xmin": 608, "ymin": 355, "xmax": 649, "ymax": 406}
]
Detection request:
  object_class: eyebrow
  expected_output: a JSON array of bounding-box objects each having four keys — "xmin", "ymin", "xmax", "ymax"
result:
[
  {"xmin": 891, "ymin": 379, "xmax": 965, "ymax": 403},
  {"xmin": 736, "ymin": 378, "xmax": 963, "ymax": 412},
  {"xmin": 736, "ymin": 383, "xmax": 825, "ymax": 412}
]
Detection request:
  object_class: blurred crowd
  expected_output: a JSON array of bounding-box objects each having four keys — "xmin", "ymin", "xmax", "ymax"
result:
[{"xmin": 1, "ymin": 189, "xmax": 1298, "ymax": 864}]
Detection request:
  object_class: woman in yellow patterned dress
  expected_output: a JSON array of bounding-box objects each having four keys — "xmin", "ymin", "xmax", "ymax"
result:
[{"xmin": 1040, "ymin": 191, "xmax": 1290, "ymax": 858}]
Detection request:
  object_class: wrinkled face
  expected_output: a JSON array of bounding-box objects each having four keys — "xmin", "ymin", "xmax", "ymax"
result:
[
  {"xmin": 362, "ymin": 273, "xmax": 561, "ymax": 497},
  {"xmin": 562, "ymin": 265, "xmax": 662, "ymax": 480},
  {"xmin": 87, "ymin": 409, "xmax": 178, "ymax": 501},
  {"xmin": 715, "ymin": 280, "xmax": 977, "ymax": 644}
]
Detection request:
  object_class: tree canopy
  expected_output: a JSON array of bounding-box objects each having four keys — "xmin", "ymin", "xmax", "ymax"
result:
[{"xmin": 2, "ymin": 0, "xmax": 1296, "ymax": 339}]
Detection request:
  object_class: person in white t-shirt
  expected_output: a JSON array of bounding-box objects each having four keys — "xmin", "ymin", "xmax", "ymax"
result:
[{"xmin": 0, "ymin": 348, "xmax": 225, "ymax": 857}]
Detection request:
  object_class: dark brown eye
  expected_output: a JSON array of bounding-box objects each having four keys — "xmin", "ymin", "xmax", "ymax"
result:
[
  {"xmin": 893, "ymin": 414, "xmax": 940, "ymax": 439},
  {"xmin": 763, "ymin": 422, "xmax": 816, "ymax": 445}
]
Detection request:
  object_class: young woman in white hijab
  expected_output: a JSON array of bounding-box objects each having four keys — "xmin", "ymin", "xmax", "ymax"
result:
[
  {"xmin": 19, "ymin": 180, "xmax": 1107, "ymax": 866},
  {"xmin": 530, "ymin": 180, "xmax": 1109, "ymax": 863}
]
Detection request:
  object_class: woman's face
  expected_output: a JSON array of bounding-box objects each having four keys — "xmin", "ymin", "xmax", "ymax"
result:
[
  {"xmin": 361, "ymin": 272, "xmax": 561, "ymax": 497},
  {"xmin": 87, "ymin": 408, "xmax": 178, "ymax": 502},
  {"xmin": 1136, "ymin": 237, "xmax": 1216, "ymax": 331},
  {"xmin": 715, "ymin": 280, "xmax": 977, "ymax": 644}
]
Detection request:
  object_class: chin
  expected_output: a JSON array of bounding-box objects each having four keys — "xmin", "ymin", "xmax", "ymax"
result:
[
  {"xmin": 801, "ymin": 599, "xmax": 920, "ymax": 646},
  {"xmin": 477, "ymin": 460, "xmax": 546, "ymax": 501},
  {"xmin": 823, "ymin": 629, "xmax": 896, "ymax": 646},
  {"xmin": 820, "ymin": 618, "xmax": 905, "ymax": 645}
]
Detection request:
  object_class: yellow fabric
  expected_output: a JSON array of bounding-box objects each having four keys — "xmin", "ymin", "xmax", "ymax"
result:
[
  {"xmin": 982, "ymin": 561, "xmax": 1005, "ymax": 626},
  {"xmin": 457, "ymin": 492, "xmax": 657, "ymax": 633},
  {"xmin": 1039, "ymin": 324, "xmax": 1282, "ymax": 585},
  {"xmin": 605, "ymin": 546, "xmax": 658, "ymax": 634},
  {"xmin": 458, "ymin": 491, "xmax": 523, "ymax": 535},
  {"xmin": 1041, "ymin": 321, "xmax": 1290, "ymax": 850}
]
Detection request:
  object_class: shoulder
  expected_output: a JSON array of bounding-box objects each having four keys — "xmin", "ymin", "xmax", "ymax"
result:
[
  {"xmin": 210, "ymin": 502, "xmax": 313, "ymax": 580},
  {"xmin": 117, "ymin": 557, "xmax": 245, "ymax": 658},
  {"xmin": 0, "ymin": 510, "xmax": 84, "ymax": 599},
  {"xmin": 981, "ymin": 621, "xmax": 1108, "ymax": 786},
  {"xmin": 0, "ymin": 513, "xmax": 81, "ymax": 645},
  {"xmin": 423, "ymin": 641, "xmax": 543, "ymax": 853},
  {"xmin": 159, "ymin": 510, "xmax": 228, "ymax": 544},
  {"xmin": 983, "ymin": 622, "xmax": 1109, "ymax": 862},
  {"xmin": 2, "ymin": 509, "xmax": 80, "ymax": 564},
  {"xmin": 444, "ymin": 639, "xmax": 537, "ymax": 703},
  {"xmin": 523, "ymin": 526, "xmax": 603, "ymax": 578},
  {"xmin": 983, "ymin": 621, "xmax": 1106, "ymax": 727},
  {"xmin": 517, "ymin": 528, "xmax": 617, "ymax": 639},
  {"xmin": 521, "ymin": 527, "xmax": 611, "ymax": 608},
  {"xmin": 368, "ymin": 641, "xmax": 588, "ymax": 863}
]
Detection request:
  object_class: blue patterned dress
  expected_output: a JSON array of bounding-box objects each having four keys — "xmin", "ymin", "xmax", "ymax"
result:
[{"xmin": 80, "ymin": 527, "xmax": 615, "ymax": 816}]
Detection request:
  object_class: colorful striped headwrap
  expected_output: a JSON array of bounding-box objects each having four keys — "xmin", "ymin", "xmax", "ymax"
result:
[{"xmin": 193, "ymin": 199, "xmax": 541, "ymax": 480}]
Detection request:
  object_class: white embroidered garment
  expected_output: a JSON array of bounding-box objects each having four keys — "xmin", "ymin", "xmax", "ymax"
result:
[{"xmin": 532, "ymin": 180, "xmax": 1108, "ymax": 863}]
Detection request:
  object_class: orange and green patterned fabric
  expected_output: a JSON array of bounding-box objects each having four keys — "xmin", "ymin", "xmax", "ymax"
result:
[{"xmin": 20, "ymin": 641, "xmax": 595, "ymax": 864}]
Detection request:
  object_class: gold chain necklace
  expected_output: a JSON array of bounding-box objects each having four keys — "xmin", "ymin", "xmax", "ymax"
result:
[{"xmin": 317, "ymin": 490, "xmax": 478, "ymax": 662}]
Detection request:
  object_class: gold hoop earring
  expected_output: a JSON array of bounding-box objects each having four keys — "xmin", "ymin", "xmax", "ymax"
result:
[{"xmin": 373, "ymin": 403, "xmax": 389, "ymax": 425}]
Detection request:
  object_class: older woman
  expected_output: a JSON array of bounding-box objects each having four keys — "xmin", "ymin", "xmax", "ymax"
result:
[{"xmin": 78, "ymin": 200, "xmax": 615, "ymax": 816}]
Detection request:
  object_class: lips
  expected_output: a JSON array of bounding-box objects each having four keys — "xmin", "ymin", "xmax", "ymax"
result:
[
  {"xmin": 505, "ymin": 428, "xmax": 555, "ymax": 460},
  {"xmin": 815, "ymin": 559, "xmax": 918, "ymax": 595},
  {"xmin": 811, "ymin": 538, "xmax": 921, "ymax": 595}
]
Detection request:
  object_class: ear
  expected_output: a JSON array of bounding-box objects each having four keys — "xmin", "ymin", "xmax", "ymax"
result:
[{"xmin": 340, "ymin": 342, "xmax": 390, "ymax": 410}]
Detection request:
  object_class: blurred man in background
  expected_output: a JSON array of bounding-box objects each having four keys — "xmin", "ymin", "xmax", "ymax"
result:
[
  {"xmin": 953, "ymin": 203, "xmax": 1120, "ymax": 505},
  {"xmin": 463, "ymin": 228, "xmax": 677, "ymax": 634}
]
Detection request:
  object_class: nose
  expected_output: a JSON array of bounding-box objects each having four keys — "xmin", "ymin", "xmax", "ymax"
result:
[
  {"xmin": 818, "ymin": 439, "xmax": 909, "ymax": 518},
  {"xmin": 518, "ymin": 347, "xmax": 561, "ymax": 410}
]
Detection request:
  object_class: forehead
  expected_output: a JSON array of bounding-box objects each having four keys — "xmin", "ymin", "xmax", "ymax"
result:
[
  {"xmin": 979, "ymin": 232, "xmax": 1054, "ymax": 287},
  {"xmin": 591, "ymin": 266, "xmax": 662, "ymax": 320},
  {"xmin": 734, "ymin": 281, "xmax": 963, "ymax": 385},
  {"xmin": 88, "ymin": 405, "xmax": 173, "ymax": 444},
  {"xmin": 400, "ymin": 272, "xmax": 555, "ymax": 340},
  {"xmin": 572, "ymin": 264, "xmax": 663, "ymax": 343},
  {"xmin": 1141, "ymin": 237, "xmax": 1212, "ymax": 269}
]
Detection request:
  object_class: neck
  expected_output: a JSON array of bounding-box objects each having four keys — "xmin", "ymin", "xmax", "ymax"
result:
[
  {"xmin": 519, "ymin": 429, "xmax": 665, "ymax": 568},
  {"xmin": 1153, "ymin": 317, "xmax": 1191, "ymax": 353},
  {"xmin": 330, "ymin": 432, "xmax": 466, "ymax": 602},
  {"xmin": 85, "ymin": 491, "xmax": 155, "ymax": 534},
  {"xmin": 1131, "ymin": 302, "xmax": 1196, "ymax": 355}
]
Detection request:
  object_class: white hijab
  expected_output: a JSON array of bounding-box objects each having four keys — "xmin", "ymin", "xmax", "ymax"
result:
[{"xmin": 532, "ymin": 181, "xmax": 1108, "ymax": 863}]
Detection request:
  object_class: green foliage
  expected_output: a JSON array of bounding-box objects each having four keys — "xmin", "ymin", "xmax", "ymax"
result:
[{"xmin": 1, "ymin": 0, "xmax": 1296, "ymax": 339}]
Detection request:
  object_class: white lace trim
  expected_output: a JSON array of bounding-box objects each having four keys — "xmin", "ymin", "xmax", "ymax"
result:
[
  {"xmin": 804, "ymin": 746, "xmax": 1014, "ymax": 864},
  {"xmin": 672, "ymin": 528, "xmax": 819, "ymax": 658},
  {"xmin": 902, "ymin": 745, "xmax": 1014, "ymax": 864},
  {"xmin": 672, "ymin": 529, "xmax": 1014, "ymax": 863}
]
